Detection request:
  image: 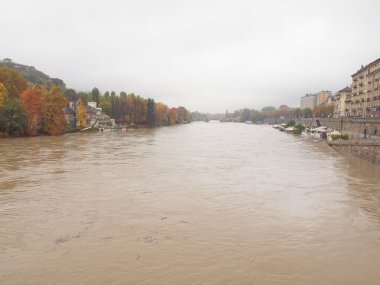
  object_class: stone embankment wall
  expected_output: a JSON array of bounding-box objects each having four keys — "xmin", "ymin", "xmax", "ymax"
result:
[
  {"xmin": 268, "ymin": 117, "xmax": 380, "ymax": 165},
  {"xmin": 296, "ymin": 118, "xmax": 380, "ymax": 139},
  {"xmin": 328, "ymin": 141, "xmax": 380, "ymax": 165},
  {"xmin": 268, "ymin": 117, "xmax": 380, "ymax": 139}
]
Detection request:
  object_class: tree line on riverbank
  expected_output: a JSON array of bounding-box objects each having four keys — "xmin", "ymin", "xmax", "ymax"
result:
[
  {"xmin": 85, "ymin": 88, "xmax": 191, "ymax": 127},
  {"xmin": 192, "ymin": 105, "xmax": 334, "ymax": 123},
  {"xmin": 0, "ymin": 65, "xmax": 191, "ymax": 137}
]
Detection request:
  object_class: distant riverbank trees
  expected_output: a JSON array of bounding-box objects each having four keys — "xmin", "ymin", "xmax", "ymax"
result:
[
  {"xmin": 193, "ymin": 106, "xmax": 316, "ymax": 123},
  {"xmin": 227, "ymin": 105, "xmax": 336, "ymax": 123},
  {"xmin": 0, "ymin": 67, "xmax": 192, "ymax": 137},
  {"xmin": 86, "ymin": 88, "xmax": 191, "ymax": 127}
]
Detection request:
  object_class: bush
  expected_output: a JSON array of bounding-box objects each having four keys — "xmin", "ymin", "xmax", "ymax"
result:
[
  {"xmin": 330, "ymin": 133, "xmax": 349, "ymax": 140},
  {"xmin": 293, "ymin": 124, "xmax": 305, "ymax": 135},
  {"xmin": 285, "ymin": 120, "xmax": 296, "ymax": 128}
]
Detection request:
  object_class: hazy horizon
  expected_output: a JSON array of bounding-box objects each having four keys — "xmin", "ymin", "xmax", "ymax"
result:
[{"xmin": 1, "ymin": 0, "xmax": 380, "ymax": 113}]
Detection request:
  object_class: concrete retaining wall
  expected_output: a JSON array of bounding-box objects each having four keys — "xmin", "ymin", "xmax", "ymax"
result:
[{"xmin": 328, "ymin": 141, "xmax": 380, "ymax": 165}]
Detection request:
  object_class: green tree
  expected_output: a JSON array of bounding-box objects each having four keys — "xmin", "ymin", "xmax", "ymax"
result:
[
  {"xmin": 91, "ymin": 87, "xmax": 100, "ymax": 105},
  {"xmin": 261, "ymin": 106, "xmax": 275, "ymax": 112},
  {"xmin": 240, "ymin": 108, "xmax": 251, "ymax": 122},
  {"xmin": 302, "ymin": 108, "xmax": 312, "ymax": 118},
  {"xmin": 0, "ymin": 98, "xmax": 27, "ymax": 136},
  {"xmin": 147, "ymin": 98, "xmax": 156, "ymax": 128},
  {"xmin": 251, "ymin": 110, "xmax": 264, "ymax": 123},
  {"xmin": 99, "ymin": 96, "xmax": 112, "ymax": 116}
]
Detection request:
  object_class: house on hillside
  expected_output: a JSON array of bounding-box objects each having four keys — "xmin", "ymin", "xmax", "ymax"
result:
[
  {"xmin": 63, "ymin": 101, "xmax": 116, "ymax": 129},
  {"xmin": 86, "ymin": 102, "xmax": 116, "ymax": 128},
  {"xmin": 63, "ymin": 104, "xmax": 75, "ymax": 126}
]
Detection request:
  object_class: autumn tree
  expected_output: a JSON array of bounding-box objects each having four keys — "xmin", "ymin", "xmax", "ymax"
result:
[
  {"xmin": 0, "ymin": 68, "xmax": 27, "ymax": 98},
  {"xmin": 77, "ymin": 98, "xmax": 88, "ymax": 128},
  {"xmin": 313, "ymin": 104, "xmax": 334, "ymax": 118},
  {"xmin": 20, "ymin": 85, "xmax": 43, "ymax": 136},
  {"xmin": 155, "ymin": 102, "xmax": 169, "ymax": 126},
  {"xmin": 168, "ymin": 108, "xmax": 178, "ymax": 125},
  {"xmin": 0, "ymin": 83, "xmax": 8, "ymax": 107},
  {"xmin": 41, "ymin": 86, "xmax": 67, "ymax": 135}
]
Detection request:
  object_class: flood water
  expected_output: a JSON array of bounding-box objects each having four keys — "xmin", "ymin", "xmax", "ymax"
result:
[{"xmin": 1, "ymin": 122, "xmax": 380, "ymax": 285}]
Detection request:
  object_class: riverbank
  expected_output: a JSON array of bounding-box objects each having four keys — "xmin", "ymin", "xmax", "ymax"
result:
[{"xmin": 273, "ymin": 118, "xmax": 380, "ymax": 165}]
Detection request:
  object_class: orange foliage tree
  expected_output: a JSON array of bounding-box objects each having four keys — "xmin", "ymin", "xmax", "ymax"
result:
[
  {"xmin": 313, "ymin": 104, "xmax": 334, "ymax": 118},
  {"xmin": 41, "ymin": 86, "xmax": 67, "ymax": 135},
  {"xmin": 20, "ymin": 86, "xmax": 44, "ymax": 136},
  {"xmin": 77, "ymin": 98, "xmax": 88, "ymax": 128},
  {"xmin": 0, "ymin": 68, "xmax": 27, "ymax": 98},
  {"xmin": 168, "ymin": 108, "xmax": 178, "ymax": 125},
  {"xmin": 0, "ymin": 83, "xmax": 7, "ymax": 107},
  {"xmin": 155, "ymin": 102, "xmax": 169, "ymax": 126}
]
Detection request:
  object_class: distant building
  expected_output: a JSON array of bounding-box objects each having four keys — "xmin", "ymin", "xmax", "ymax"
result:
[
  {"xmin": 300, "ymin": 91, "xmax": 333, "ymax": 110},
  {"xmin": 87, "ymin": 101, "xmax": 103, "ymax": 112},
  {"xmin": 63, "ymin": 100, "xmax": 116, "ymax": 129},
  {"xmin": 86, "ymin": 103, "xmax": 116, "ymax": 128},
  {"xmin": 347, "ymin": 58, "xmax": 380, "ymax": 117},
  {"xmin": 316, "ymin": 91, "xmax": 332, "ymax": 106},
  {"xmin": 333, "ymin": 87, "xmax": 352, "ymax": 117},
  {"xmin": 300, "ymin": 94, "xmax": 316, "ymax": 109},
  {"xmin": 278, "ymin": 105, "xmax": 291, "ymax": 111}
]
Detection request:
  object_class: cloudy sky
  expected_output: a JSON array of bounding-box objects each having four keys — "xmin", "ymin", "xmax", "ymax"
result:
[{"xmin": 1, "ymin": 0, "xmax": 379, "ymax": 112}]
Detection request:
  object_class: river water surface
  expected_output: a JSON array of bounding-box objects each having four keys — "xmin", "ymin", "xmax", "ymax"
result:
[{"xmin": 1, "ymin": 122, "xmax": 380, "ymax": 284}]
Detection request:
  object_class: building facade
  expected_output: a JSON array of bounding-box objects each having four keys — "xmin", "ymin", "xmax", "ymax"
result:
[
  {"xmin": 347, "ymin": 58, "xmax": 380, "ymax": 117},
  {"xmin": 316, "ymin": 91, "xmax": 332, "ymax": 106},
  {"xmin": 300, "ymin": 94, "xmax": 316, "ymax": 109},
  {"xmin": 333, "ymin": 87, "xmax": 352, "ymax": 117}
]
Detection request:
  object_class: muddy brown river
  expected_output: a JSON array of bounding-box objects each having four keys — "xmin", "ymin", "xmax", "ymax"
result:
[{"xmin": 1, "ymin": 122, "xmax": 380, "ymax": 284}]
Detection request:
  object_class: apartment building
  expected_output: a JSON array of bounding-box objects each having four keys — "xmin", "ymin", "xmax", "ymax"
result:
[
  {"xmin": 347, "ymin": 58, "xmax": 380, "ymax": 117},
  {"xmin": 300, "ymin": 94, "xmax": 316, "ymax": 109},
  {"xmin": 333, "ymin": 87, "xmax": 352, "ymax": 117},
  {"xmin": 316, "ymin": 91, "xmax": 332, "ymax": 106},
  {"xmin": 300, "ymin": 91, "xmax": 332, "ymax": 110}
]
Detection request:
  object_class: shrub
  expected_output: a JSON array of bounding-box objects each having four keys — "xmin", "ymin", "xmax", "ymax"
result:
[
  {"xmin": 293, "ymin": 124, "xmax": 305, "ymax": 135},
  {"xmin": 285, "ymin": 120, "xmax": 296, "ymax": 128},
  {"xmin": 330, "ymin": 133, "xmax": 349, "ymax": 140}
]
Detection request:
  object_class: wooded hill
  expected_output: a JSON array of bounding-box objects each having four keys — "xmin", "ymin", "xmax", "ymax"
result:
[{"xmin": 0, "ymin": 58, "xmax": 65, "ymax": 90}]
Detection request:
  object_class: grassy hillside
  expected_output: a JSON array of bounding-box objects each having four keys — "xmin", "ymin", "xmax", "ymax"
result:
[{"xmin": 0, "ymin": 58, "xmax": 66, "ymax": 90}]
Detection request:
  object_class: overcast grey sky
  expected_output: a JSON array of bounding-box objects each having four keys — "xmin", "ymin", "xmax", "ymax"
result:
[{"xmin": 1, "ymin": 0, "xmax": 379, "ymax": 112}]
